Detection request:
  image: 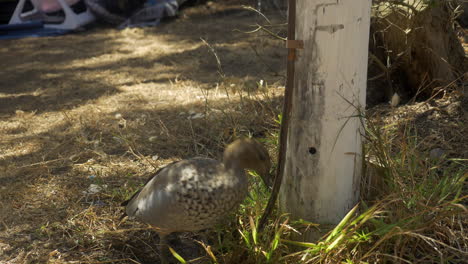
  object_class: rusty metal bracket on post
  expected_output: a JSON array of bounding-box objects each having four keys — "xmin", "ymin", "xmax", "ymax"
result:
[
  {"xmin": 259, "ymin": 0, "xmax": 299, "ymax": 230},
  {"xmin": 286, "ymin": 40, "xmax": 304, "ymax": 49},
  {"xmin": 286, "ymin": 39, "xmax": 304, "ymax": 61}
]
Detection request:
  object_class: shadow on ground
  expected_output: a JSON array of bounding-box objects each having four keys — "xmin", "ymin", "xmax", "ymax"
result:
[{"xmin": 0, "ymin": 3, "xmax": 287, "ymax": 262}]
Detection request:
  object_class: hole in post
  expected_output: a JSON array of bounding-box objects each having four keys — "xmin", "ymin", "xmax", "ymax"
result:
[{"xmin": 308, "ymin": 147, "xmax": 317, "ymax": 155}]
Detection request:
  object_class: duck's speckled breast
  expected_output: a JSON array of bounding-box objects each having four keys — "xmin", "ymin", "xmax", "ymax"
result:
[{"xmin": 141, "ymin": 158, "xmax": 249, "ymax": 233}]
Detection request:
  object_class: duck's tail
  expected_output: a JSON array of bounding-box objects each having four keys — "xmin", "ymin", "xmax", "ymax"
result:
[{"xmin": 120, "ymin": 189, "xmax": 141, "ymax": 220}]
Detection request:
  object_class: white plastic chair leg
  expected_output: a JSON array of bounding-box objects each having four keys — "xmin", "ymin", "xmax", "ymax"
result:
[
  {"xmin": 44, "ymin": 0, "xmax": 95, "ymax": 30},
  {"xmin": 9, "ymin": 0, "xmax": 40, "ymax": 24}
]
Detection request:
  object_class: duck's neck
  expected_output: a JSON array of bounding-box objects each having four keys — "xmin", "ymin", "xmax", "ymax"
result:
[
  {"xmin": 222, "ymin": 141, "xmax": 250, "ymax": 172},
  {"xmin": 223, "ymin": 158, "xmax": 248, "ymax": 188},
  {"xmin": 223, "ymin": 157, "xmax": 242, "ymax": 171}
]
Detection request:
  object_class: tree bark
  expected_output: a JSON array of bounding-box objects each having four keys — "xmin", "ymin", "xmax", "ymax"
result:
[
  {"xmin": 371, "ymin": 1, "xmax": 466, "ymax": 100},
  {"xmin": 279, "ymin": 0, "xmax": 370, "ymax": 225}
]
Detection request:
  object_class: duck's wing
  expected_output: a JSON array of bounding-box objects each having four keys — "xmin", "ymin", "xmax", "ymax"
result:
[
  {"xmin": 121, "ymin": 158, "xmax": 221, "ymax": 220},
  {"xmin": 121, "ymin": 161, "xmax": 179, "ymax": 207},
  {"xmin": 120, "ymin": 160, "xmax": 180, "ymax": 220}
]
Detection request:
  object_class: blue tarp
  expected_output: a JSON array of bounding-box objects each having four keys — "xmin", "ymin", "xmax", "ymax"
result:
[{"xmin": 0, "ymin": 21, "xmax": 69, "ymax": 40}]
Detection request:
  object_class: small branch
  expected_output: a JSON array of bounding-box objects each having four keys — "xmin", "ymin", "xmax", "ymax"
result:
[
  {"xmin": 18, "ymin": 158, "xmax": 65, "ymax": 168},
  {"xmin": 388, "ymin": 0, "xmax": 420, "ymax": 15},
  {"xmin": 200, "ymin": 38, "xmax": 225, "ymax": 78},
  {"xmin": 241, "ymin": 5, "xmax": 271, "ymax": 24},
  {"xmin": 369, "ymin": 52, "xmax": 389, "ymax": 74},
  {"xmin": 234, "ymin": 24, "xmax": 287, "ymax": 41}
]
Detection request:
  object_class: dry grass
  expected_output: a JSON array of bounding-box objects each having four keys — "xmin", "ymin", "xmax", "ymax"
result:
[
  {"xmin": 0, "ymin": 1, "xmax": 467, "ymax": 264},
  {"xmin": 0, "ymin": 2, "xmax": 287, "ymax": 263},
  {"xmin": 0, "ymin": 83, "xmax": 284, "ymax": 263}
]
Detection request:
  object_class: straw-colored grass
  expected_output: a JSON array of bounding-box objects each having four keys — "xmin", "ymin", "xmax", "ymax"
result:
[{"xmin": 1, "ymin": 1, "xmax": 466, "ymax": 263}]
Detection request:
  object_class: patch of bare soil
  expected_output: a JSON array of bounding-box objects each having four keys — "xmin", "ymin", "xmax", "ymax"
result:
[
  {"xmin": 0, "ymin": 2, "xmax": 286, "ymax": 263},
  {"xmin": 369, "ymin": 90, "xmax": 468, "ymax": 160}
]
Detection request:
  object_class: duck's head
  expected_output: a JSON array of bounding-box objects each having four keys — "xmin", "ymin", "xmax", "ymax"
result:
[{"xmin": 223, "ymin": 138, "xmax": 272, "ymax": 188}]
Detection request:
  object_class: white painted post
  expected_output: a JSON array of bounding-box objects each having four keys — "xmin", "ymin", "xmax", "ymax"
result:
[{"xmin": 279, "ymin": 0, "xmax": 371, "ymax": 224}]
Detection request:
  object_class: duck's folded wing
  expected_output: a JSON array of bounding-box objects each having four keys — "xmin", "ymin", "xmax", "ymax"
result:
[
  {"xmin": 120, "ymin": 161, "xmax": 179, "ymax": 215},
  {"xmin": 121, "ymin": 158, "xmax": 221, "ymax": 220}
]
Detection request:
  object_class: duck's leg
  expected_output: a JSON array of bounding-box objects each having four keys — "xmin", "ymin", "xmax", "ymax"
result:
[
  {"xmin": 158, "ymin": 233, "xmax": 170, "ymax": 264},
  {"xmin": 197, "ymin": 231, "xmax": 210, "ymax": 246}
]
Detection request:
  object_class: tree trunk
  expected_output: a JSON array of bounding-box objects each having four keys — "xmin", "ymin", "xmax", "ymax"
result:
[
  {"xmin": 371, "ymin": 1, "xmax": 466, "ymax": 100},
  {"xmin": 279, "ymin": 0, "xmax": 371, "ymax": 225}
]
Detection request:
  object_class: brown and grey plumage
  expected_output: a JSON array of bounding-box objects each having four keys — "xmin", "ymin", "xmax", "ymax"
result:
[{"xmin": 121, "ymin": 138, "xmax": 271, "ymax": 262}]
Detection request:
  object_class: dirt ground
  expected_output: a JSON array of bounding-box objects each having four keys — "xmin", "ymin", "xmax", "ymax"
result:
[
  {"xmin": 0, "ymin": 1, "xmax": 466, "ymax": 263},
  {"xmin": 0, "ymin": 2, "xmax": 286, "ymax": 263}
]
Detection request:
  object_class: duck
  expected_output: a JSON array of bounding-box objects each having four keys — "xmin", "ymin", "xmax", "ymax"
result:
[{"xmin": 121, "ymin": 138, "xmax": 271, "ymax": 262}]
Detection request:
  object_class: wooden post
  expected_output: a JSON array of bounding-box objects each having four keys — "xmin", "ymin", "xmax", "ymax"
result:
[{"xmin": 279, "ymin": 0, "xmax": 371, "ymax": 224}]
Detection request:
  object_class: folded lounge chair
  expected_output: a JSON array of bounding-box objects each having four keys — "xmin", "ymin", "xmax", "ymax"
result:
[{"xmin": 9, "ymin": 0, "xmax": 95, "ymax": 30}]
